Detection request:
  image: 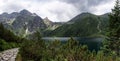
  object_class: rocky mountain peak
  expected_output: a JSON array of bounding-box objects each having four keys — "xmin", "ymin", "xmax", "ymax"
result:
[
  {"xmin": 44, "ymin": 17, "xmax": 48, "ymax": 20},
  {"xmin": 43, "ymin": 17, "xmax": 53, "ymax": 26},
  {"xmin": 1, "ymin": 12, "xmax": 8, "ymax": 16},
  {"xmin": 44, "ymin": 17, "xmax": 51, "ymax": 21},
  {"xmin": 20, "ymin": 9, "xmax": 32, "ymax": 15}
]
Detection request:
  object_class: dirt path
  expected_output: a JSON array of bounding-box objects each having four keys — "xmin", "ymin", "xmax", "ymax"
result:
[{"xmin": 0, "ymin": 48, "xmax": 19, "ymax": 61}]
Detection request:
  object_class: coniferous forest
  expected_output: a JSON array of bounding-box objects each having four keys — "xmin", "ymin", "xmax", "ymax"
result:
[{"xmin": 0, "ymin": 0, "xmax": 120, "ymax": 61}]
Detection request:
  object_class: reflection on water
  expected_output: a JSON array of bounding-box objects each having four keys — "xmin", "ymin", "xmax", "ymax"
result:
[{"xmin": 42, "ymin": 37, "xmax": 103, "ymax": 51}]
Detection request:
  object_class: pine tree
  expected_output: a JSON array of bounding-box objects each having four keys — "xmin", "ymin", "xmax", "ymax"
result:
[
  {"xmin": 108, "ymin": 0, "xmax": 120, "ymax": 41},
  {"xmin": 106, "ymin": 0, "xmax": 120, "ymax": 55}
]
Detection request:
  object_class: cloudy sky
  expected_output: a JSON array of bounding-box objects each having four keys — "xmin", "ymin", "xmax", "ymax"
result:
[{"xmin": 0, "ymin": 0, "xmax": 116, "ymax": 22}]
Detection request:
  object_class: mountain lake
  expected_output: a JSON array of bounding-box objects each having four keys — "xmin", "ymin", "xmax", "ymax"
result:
[{"xmin": 42, "ymin": 37, "xmax": 104, "ymax": 51}]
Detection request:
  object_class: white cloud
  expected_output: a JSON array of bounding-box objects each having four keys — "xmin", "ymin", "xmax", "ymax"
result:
[
  {"xmin": 91, "ymin": 0, "xmax": 115, "ymax": 15},
  {"xmin": 22, "ymin": 1, "xmax": 79, "ymax": 22},
  {"xmin": 0, "ymin": 0, "xmax": 116, "ymax": 22}
]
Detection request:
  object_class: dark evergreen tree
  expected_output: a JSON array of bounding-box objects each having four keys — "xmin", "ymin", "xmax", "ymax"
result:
[
  {"xmin": 108, "ymin": 0, "xmax": 120, "ymax": 40},
  {"xmin": 105, "ymin": 0, "xmax": 120, "ymax": 56}
]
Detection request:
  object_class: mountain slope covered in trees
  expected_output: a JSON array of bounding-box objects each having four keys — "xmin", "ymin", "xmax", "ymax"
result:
[{"xmin": 45, "ymin": 13, "xmax": 109, "ymax": 37}]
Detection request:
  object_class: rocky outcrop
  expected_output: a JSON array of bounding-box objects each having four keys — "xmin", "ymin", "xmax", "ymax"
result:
[{"xmin": 43, "ymin": 17, "xmax": 64, "ymax": 30}]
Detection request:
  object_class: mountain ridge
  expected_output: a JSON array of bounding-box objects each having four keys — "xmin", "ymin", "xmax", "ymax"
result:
[
  {"xmin": 0, "ymin": 9, "xmax": 110, "ymax": 37},
  {"xmin": 0, "ymin": 9, "xmax": 64, "ymax": 37},
  {"xmin": 44, "ymin": 12, "xmax": 109, "ymax": 37}
]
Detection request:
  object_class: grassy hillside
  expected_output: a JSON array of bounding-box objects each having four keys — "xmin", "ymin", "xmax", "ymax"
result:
[{"xmin": 45, "ymin": 13, "xmax": 109, "ymax": 37}]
